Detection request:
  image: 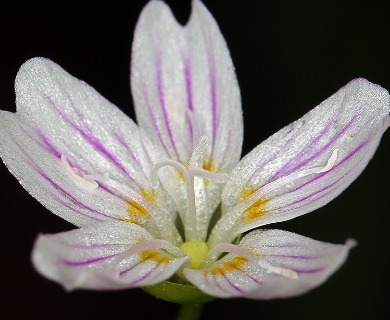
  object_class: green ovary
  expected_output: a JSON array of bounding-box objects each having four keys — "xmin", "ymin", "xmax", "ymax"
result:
[{"xmin": 179, "ymin": 239, "xmax": 209, "ymax": 269}]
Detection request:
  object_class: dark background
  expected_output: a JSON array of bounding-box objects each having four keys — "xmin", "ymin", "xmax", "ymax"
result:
[{"xmin": 0, "ymin": 1, "xmax": 389, "ymax": 319}]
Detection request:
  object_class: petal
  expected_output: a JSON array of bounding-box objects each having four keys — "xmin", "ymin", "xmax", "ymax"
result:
[
  {"xmin": 0, "ymin": 110, "xmax": 128, "ymax": 227},
  {"xmin": 212, "ymin": 78, "xmax": 389, "ymax": 244},
  {"xmin": 184, "ymin": 229, "xmax": 354, "ymax": 299},
  {"xmin": 16, "ymin": 58, "xmax": 153, "ymax": 193},
  {"xmin": 131, "ymin": 0, "xmax": 243, "ymax": 229},
  {"xmin": 132, "ymin": 0, "xmax": 242, "ymax": 168},
  {"xmin": 0, "ymin": 58, "xmax": 177, "ymax": 237},
  {"xmin": 32, "ymin": 221, "xmax": 188, "ymax": 291}
]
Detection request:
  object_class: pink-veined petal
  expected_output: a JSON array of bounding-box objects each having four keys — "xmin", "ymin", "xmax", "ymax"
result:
[
  {"xmin": 131, "ymin": 0, "xmax": 242, "ymax": 231},
  {"xmin": 32, "ymin": 221, "xmax": 188, "ymax": 291},
  {"xmin": 185, "ymin": 229, "xmax": 354, "ymax": 299},
  {"xmin": 211, "ymin": 78, "xmax": 389, "ymax": 244},
  {"xmin": 16, "ymin": 58, "xmax": 153, "ymax": 193},
  {"xmin": 0, "ymin": 110, "xmax": 128, "ymax": 227},
  {"xmin": 132, "ymin": 0, "xmax": 242, "ymax": 168},
  {"xmin": 0, "ymin": 58, "xmax": 178, "ymax": 237}
]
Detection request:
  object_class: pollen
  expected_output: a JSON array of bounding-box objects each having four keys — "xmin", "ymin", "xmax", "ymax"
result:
[
  {"xmin": 208, "ymin": 256, "xmax": 248, "ymax": 276},
  {"xmin": 141, "ymin": 189, "xmax": 157, "ymax": 203},
  {"xmin": 177, "ymin": 169, "xmax": 186, "ymax": 181},
  {"xmin": 238, "ymin": 188, "xmax": 255, "ymax": 199},
  {"xmin": 203, "ymin": 160, "xmax": 213, "ymax": 171},
  {"xmin": 126, "ymin": 200, "xmax": 148, "ymax": 224},
  {"xmin": 179, "ymin": 239, "xmax": 209, "ymax": 269},
  {"xmin": 244, "ymin": 197, "xmax": 268, "ymax": 221},
  {"xmin": 125, "ymin": 189, "xmax": 156, "ymax": 225},
  {"xmin": 239, "ymin": 188, "xmax": 269, "ymax": 222},
  {"xmin": 139, "ymin": 250, "xmax": 170, "ymax": 264},
  {"xmin": 202, "ymin": 161, "xmax": 215, "ymax": 185}
]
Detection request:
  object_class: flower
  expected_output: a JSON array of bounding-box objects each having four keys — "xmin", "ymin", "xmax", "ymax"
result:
[{"xmin": 0, "ymin": 0, "xmax": 388, "ymax": 301}]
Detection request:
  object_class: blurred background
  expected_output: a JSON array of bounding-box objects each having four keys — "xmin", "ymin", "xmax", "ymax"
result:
[{"xmin": 0, "ymin": 0, "xmax": 389, "ymax": 319}]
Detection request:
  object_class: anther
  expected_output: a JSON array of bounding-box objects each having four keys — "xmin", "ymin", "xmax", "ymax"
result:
[
  {"xmin": 229, "ymin": 148, "xmax": 341, "ymax": 223},
  {"xmin": 110, "ymin": 239, "xmax": 186, "ymax": 265},
  {"xmin": 205, "ymin": 243, "xmax": 298, "ymax": 280}
]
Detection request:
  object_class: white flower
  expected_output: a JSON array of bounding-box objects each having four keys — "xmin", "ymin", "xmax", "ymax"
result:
[{"xmin": 0, "ymin": 0, "xmax": 388, "ymax": 300}]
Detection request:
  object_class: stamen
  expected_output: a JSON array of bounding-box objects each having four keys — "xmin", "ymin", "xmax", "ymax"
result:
[
  {"xmin": 89, "ymin": 174, "xmax": 166, "ymax": 226},
  {"xmin": 205, "ymin": 243, "xmax": 298, "ymax": 280},
  {"xmin": 86, "ymin": 173, "xmax": 182, "ymax": 246},
  {"xmin": 260, "ymin": 148, "xmax": 339, "ymax": 195},
  {"xmin": 315, "ymin": 148, "xmax": 339, "ymax": 173},
  {"xmin": 230, "ymin": 149, "xmax": 340, "ymax": 226},
  {"xmin": 189, "ymin": 136, "xmax": 209, "ymax": 169},
  {"xmin": 110, "ymin": 239, "xmax": 186, "ymax": 265},
  {"xmin": 61, "ymin": 155, "xmax": 98, "ymax": 190}
]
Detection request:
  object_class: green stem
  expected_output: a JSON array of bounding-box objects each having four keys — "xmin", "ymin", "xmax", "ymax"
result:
[{"xmin": 176, "ymin": 303, "xmax": 204, "ymax": 320}]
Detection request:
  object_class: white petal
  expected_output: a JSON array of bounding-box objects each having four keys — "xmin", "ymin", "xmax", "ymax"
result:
[
  {"xmin": 131, "ymin": 0, "xmax": 243, "ymax": 231},
  {"xmin": 185, "ymin": 229, "xmax": 354, "ymax": 299},
  {"xmin": 16, "ymin": 58, "xmax": 153, "ymax": 193},
  {"xmin": 0, "ymin": 110, "xmax": 129, "ymax": 226},
  {"xmin": 242, "ymin": 229, "xmax": 355, "ymax": 299},
  {"xmin": 212, "ymin": 78, "xmax": 389, "ymax": 244},
  {"xmin": 0, "ymin": 58, "xmax": 177, "ymax": 234},
  {"xmin": 32, "ymin": 221, "xmax": 188, "ymax": 291},
  {"xmin": 132, "ymin": 0, "xmax": 242, "ymax": 168}
]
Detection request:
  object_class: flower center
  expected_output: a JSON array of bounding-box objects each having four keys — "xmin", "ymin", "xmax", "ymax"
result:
[
  {"xmin": 151, "ymin": 136, "xmax": 228, "ymax": 241},
  {"xmin": 179, "ymin": 239, "xmax": 209, "ymax": 269}
]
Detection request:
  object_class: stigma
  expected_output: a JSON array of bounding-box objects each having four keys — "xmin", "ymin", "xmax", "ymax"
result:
[{"xmin": 151, "ymin": 136, "xmax": 228, "ymax": 241}]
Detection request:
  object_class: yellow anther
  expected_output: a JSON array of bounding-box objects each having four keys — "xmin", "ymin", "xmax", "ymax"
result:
[
  {"xmin": 203, "ymin": 160, "xmax": 213, "ymax": 171},
  {"xmin": 244, "ymin": 197, "xmax": 268, "ymax": 221},
  {"xmin": 125, "ymin": 189, "xmax": 156, "ymax": 225},
  {"xmin": 238, "ymin": 188, "xmax": 255, "ymax": 199},
  {"xmin": 140, "ymin": 189, "xmax": 157, "ymax": 203},
  {"xmin": 208, "ymin": 256, "xmax": 248, "ymax": 276},
  {"xmin": 139, "ymin": 250, "xmax": 170, "ymax": 264},
  {"xmin": 238, "ymin": 188, "xmax": 269, "ymax": 222}
]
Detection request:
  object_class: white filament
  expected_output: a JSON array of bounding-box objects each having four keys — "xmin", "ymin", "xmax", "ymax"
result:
[{"xmin": 61, "ymin": 155, "xmax": 98, "ymax": 190}]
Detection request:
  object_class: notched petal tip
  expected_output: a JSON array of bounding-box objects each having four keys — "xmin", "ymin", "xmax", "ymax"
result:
[
  {"xmin": 138, "ymin": 0, "xmax": 208, "ymax": 28},
  {"xmin": 132, "ymin": 0, "xmax": 242, "ymax": 238},
  {"xmin": 15, "ymin": 57, "xmax": 53, "ymax": 86},
  {"xmin": 345, "ymin": 238, "xmax": 358, "ymax": 248},
  {"xmin": 383, "ymin": 115, "xmax": 390, "ymax": 129}
]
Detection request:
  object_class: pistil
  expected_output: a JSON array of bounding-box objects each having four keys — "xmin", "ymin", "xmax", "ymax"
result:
[
  {"xmin": 179, "ymin": 239, "xmax": 209, "ymax": 269},
  {"xmin": 151, "ymin": 136, "xmax": 228, "ymax": 242}
]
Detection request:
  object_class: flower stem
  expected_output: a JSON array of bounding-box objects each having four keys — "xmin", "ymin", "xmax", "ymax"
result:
[{"xmin": 176, "ymin": 303, "xmax": 204, "ymax": 320}]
